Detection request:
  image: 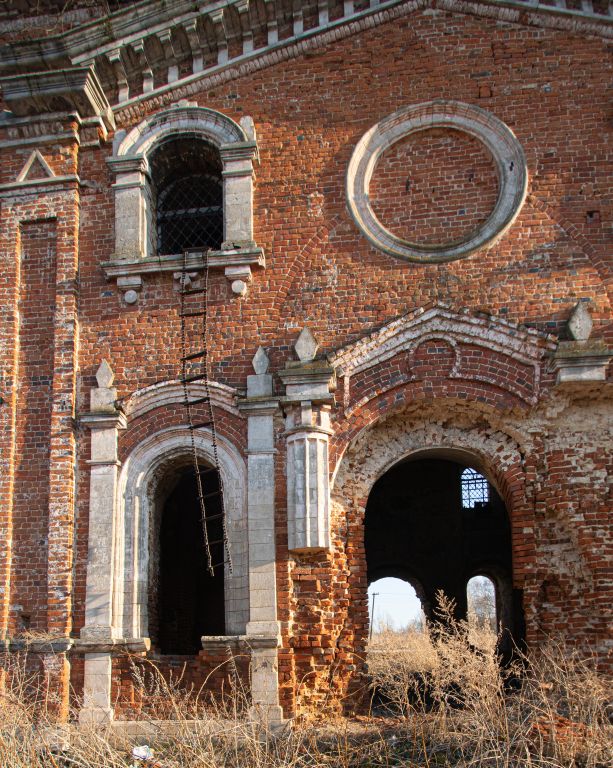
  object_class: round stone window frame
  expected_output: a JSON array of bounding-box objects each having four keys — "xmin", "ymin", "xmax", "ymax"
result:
[{"xmin": 346, "ymin": 101, "xmax": 528, "ymax": 264}]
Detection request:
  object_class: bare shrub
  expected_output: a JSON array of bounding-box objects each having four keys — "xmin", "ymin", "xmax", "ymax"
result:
[
  {"xmin": 367, "ymin": 592, "xmax": 613, "ymax": 767},
  {"xmin": 0, "ymin": 616, "xmax": 610, "ymax": 768}
]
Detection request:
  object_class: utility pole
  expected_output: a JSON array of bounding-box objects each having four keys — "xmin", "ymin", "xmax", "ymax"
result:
[{"xmin": 369, "ymin": 592, "xmax": 378, "ymax": 641}]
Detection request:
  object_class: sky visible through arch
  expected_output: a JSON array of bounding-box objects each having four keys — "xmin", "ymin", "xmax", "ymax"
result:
[{"xmin": 368, "ymin": 577, "xmax": 423, "ymax": 632}]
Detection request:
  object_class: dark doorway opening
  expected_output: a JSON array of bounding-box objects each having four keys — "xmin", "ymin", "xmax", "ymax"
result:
[
  {"xmin": 155, "ymin": 464, "xmax": 225, "ymax": 655},
  {"xmin": 365, "ymin": 456, "xmax": 525, "ymax": 653}
]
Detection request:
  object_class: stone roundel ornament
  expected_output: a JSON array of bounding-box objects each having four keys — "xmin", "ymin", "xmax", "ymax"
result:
[{"xmin": 346, "ymin": 100, "xmax": 528, "ymax": 263}]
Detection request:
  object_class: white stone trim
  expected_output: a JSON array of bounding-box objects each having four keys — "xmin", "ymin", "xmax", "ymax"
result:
[
  {"xmin": 115, "ymin": 105, "xmax": 247, "ymax": 158},
  {"xmin": 123, "ymin": 378, "xmax": 241, "ymax": 420},
  {"xmin": 346, "ymin": 101, "xmax": 528, "ymax": 263},
  {"xmin": 328, "ymin": 304, "xmax": 554, "ymax": 409},
  {"xmin": 107, "ymin": 104, "xmax": 257, "ymax": 262},
  {"xmin": 286, "ymin": 430, "xmax": 331, "ymax": 552},
  {"xmin": 116, "ymin": 426, "xmax": 249, "ymax": 639}
]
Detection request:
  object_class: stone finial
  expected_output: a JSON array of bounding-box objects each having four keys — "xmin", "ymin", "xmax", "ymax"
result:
[
  {"xmin": 567, "ymin": 301, "xmax": 593, "ymax": 341},
  {"xmin": 96, "ymin": 359, "xmax": 114, "ymax": 389},
  {"xmin": 252, "ymin": 346, "xmax": 269, "ymax": 375},
  {"xmin": 295, "ymin": 327, "xmax": 319, "ymax": 362}
]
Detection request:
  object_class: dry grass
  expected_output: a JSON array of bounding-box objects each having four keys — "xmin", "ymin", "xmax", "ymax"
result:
[{"xmin": 0, "ymin": 603, "xmax": 611, "ymax": 767}]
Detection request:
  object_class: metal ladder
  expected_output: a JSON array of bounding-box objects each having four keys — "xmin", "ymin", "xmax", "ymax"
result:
[{"xmin": 178, "ymin": 249, "xmax": 232, "ymax": 576}]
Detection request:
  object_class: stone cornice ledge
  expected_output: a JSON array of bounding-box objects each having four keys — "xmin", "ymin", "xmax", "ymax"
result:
[
  {"xmin": 0, "ymin": 67, "xmax": 114, "ymax": 130},
  {"xmin": 0, "ymin": 637, "xmax": 150, "ymax": 654},
  {"xmin": 112, "ymin": 0, "xmax": 613, "ymax": 122},
  {"xmin": 73, "ymin": 637, "xmax": 151, "ymax": 654},
  {"xmin": 549, "ymin": 341, "xmax": 612, "ymax": 384},
  {"xmin": 278, "ymin": 361, "xmax": 337, "ymax": 405},
  {"xmin": 201, "ymin": 634, "xmax": 281, "ymax": 652},
  {"xmin": 102, "ymin": 247, "xmax": 265, "ymax": 280}
]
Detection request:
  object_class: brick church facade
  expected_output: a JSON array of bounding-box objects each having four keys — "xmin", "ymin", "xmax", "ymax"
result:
[{"xmin": 0, "ymin": 0, "xmax": 611, "ymax": 724}]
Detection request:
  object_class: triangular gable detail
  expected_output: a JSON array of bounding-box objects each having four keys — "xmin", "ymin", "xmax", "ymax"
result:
[
  {"xmin": 16, "ymin": 150, "xmax": 55, "ymax": 183},
  {"xmin": 329, "ymin": 304, "xmax": 555, "ymax": 376},
  {"xmin": 328, "ymin": 304, "xmax": 556, "ymax": 409}
]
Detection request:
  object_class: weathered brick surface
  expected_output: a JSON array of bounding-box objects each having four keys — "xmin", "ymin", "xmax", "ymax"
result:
[
  {"xmin": 0, "ymin": 3, "xmax": 611, "ymax": 720},
  {"xmin": 370, "ymin": 128, "xmax": 499, "ymax": 245},
  {"xmin": 8, "ymin": 221, "xmax": 56, "ymax": 635}
]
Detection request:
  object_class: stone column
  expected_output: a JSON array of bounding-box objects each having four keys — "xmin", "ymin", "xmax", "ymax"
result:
[
  {"xmin": 238, "ymin": 347, "xmax": 284, "ymax": 724},
  {"xmin": 286, "ymin": 404, "xmax": 332, "ymax": 551},
  {"xmin": 79, "ymin": 361, "xmax": 126, "ymax": 724},
  {"xmin": 279, "ymin": 329, "xmax": 336, "ymax": 553}
]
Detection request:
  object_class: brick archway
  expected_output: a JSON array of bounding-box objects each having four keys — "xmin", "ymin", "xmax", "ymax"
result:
[{"xmin": 321, "ymin": 408, "xmax": 534, "ymax": 712}]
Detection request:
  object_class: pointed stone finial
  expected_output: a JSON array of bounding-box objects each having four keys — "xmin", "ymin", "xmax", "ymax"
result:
[
  {"xmin": 295, "ymin": 327, "xmax": 319, "ymax": 362},
  {"xmin": 96, "ymin": 359, "xmax": 114, "ymax": 389},
  {"xmin": 252, "ymin": 346, "xmax": 269, "ymax": 375},
  {"xmin": 567, "ymin": 302, "xmax": 593, "ymax": 341}
]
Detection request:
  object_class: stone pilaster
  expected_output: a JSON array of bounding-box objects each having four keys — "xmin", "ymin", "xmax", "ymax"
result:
[
  {"xmin": 219, "ymin": 141, "xmax": 258, "ymax": 247},
  {"xmin": 79, "ymin": 360, "xmax": 126, "ymax": 724},
  {"xmin": 107, "ymin": 156, "xmax": 150, "ymax": 260},
  {"xmin": 238, "ymin": 347, "xmax": 283, "ymax": 724}
]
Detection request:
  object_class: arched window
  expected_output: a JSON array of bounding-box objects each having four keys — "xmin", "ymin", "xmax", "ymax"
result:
[
  {"xmin": 151, "ymin": 138, "xmax": 223, "ymax": 256},
  {"xmin": 368, "ymin": 577, "xmax": 425, "ymax": 635},
  {"xmin": 467, "ymin": 575, "xmax": 497, "ymax": 631},
  {"xmin": 461, "ymin": 467, "xmax": 489, "ymax": 508}
]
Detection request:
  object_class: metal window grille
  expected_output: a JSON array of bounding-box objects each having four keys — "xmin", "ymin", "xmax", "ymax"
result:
[
  {"xmin": 461, "ymin": 467, "xmax": 489, "ymax": 508},
  {"xmin": 157, "ymin": 173, "xmax": 223, "ymax": 255}
]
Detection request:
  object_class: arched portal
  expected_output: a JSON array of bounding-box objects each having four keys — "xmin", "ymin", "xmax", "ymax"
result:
[
  {"xmin": 364, "ymin": 454, "xmax": 524, "ymax": 651},
  {"xmin": 149, "ymin": 462, "xmax": 225, "ymax": 655},
  {"xmin": 116, "ymin": 426, "xmax": 248, "ymax": 642}
]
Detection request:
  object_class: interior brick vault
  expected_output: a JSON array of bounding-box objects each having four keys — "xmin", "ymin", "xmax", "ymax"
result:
[{"xmin": 0, "ymin": 0, "xmax": 611, "ymax": 725}]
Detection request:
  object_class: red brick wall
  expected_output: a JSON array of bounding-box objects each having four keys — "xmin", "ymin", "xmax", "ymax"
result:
[
  {"xmin": 1, "ymin": 4, "xmax": 611, "ymax": 720},
  {"xmin": 370, "ymin": 128, "xmax": 499, "ymax": 245},
  {"xmin": 9, "ymin": 221, "xmax": 57, "ymax": 635}
]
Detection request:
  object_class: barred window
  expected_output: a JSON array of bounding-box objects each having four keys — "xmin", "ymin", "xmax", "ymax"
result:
[
  {"xmin": 151, "ymin": 138, "xmax": 223, "ymax": 256},
  {"xmin": 461, "ymin": 467, "xmax": 489, "ymax": 508}
]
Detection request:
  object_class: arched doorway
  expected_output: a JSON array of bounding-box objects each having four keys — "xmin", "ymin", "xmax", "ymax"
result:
[
  {"xmin": 149, "ymin": 462, "xmax": 225, "ymax": 655},
  {"xmin": 364, "ymin": 454, "xmax": 524, "ymax": 651}
]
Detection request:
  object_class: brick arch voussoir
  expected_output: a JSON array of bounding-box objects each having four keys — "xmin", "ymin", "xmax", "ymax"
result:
[
  {"xmin": 330, "ymin": 377, "xmax": 531, "ymax": 475},
  {"xmin": 330, "ymin": 393, "xmax": 538, "ymax": 590}
]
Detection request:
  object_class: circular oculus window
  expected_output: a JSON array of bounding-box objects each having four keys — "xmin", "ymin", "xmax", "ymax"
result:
[{"xmin": 346, "ymin": 101, "xmax": 528, "ymax": 263}]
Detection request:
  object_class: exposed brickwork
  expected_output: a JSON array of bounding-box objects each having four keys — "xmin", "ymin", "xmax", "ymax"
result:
[
  {"xmin": 0, "ymin": 2, "xmax": 611, "ymax": 723},
  {"xmin": 370, "ymin": 128, "xmax": 499, "ymax": 245},
  {"xmin": 8, "ymin": 221, "xmax": 56, "ymax": 635}
]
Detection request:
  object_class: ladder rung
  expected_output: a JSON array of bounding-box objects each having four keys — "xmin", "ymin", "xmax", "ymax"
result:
[
  {"xmin": 181, "ymin": 350, "xmax": 206, "ymax": 361},
  {"xmin": 189, "ymin": 421, "xmax": 212, "ymax": 430},
  {"xmin": 198, "ymin": 466, "xmax": 216, "ymax": 476},
  {"xmin": 200, "ymin": 512, "xmax": 225, "ymax": 522},
  {"xmin": 181, "ymin": 287, "xmax": 206, "ymax": 295},
  {"xmin": 180, "ymin": 310, "xmax": 207, "ymax": 318},
  {"xmin": 210, "ymin": 559, "xmax": 232, "ymax": 569},
  {"xmin": 181, "ymin": 373, "xmax": 207, "ymax": 384},
  {"xmin": 186, "ymin": 396, "xmax": 210, "ymax": 406},
  {"xmin": 207, "ymin": 539, "xmax": 226, "ymax": 546},
  {"xmin": 198, "ymin": 489, "xmax": 221, "ymax": 501}
]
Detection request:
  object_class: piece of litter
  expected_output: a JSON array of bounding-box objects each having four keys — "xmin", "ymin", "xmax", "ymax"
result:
[{"xmin": 133, "ymin": 745, "xmax": 154, "ymax": 760}]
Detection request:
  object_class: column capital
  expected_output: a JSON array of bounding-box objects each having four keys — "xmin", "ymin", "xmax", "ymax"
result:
[{"xmin": 80, "ymin": 411, "xmax": 127, "ymax": 431}]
